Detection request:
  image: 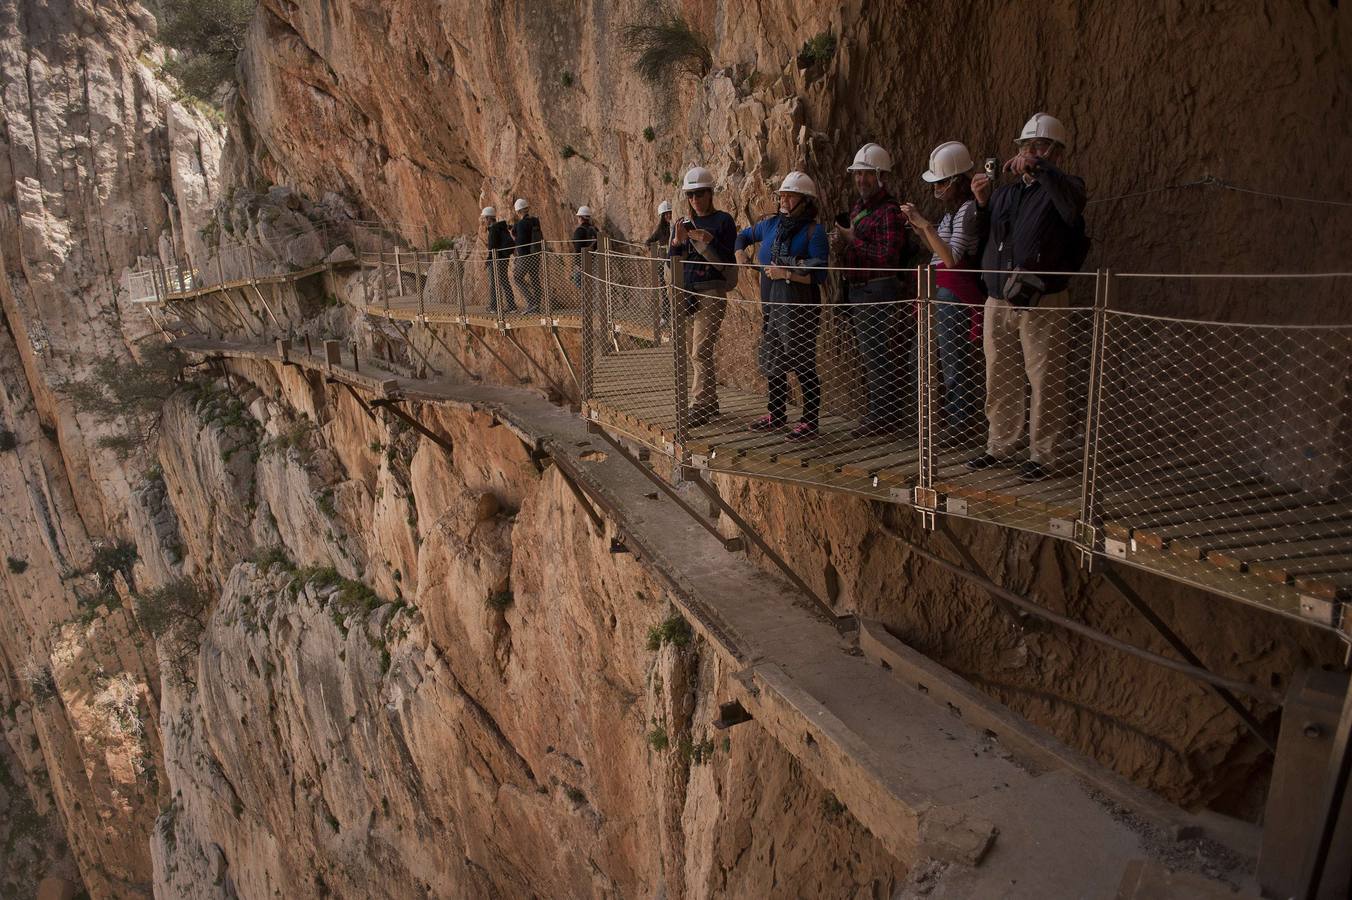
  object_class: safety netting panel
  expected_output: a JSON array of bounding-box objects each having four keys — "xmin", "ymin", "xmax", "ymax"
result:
[
  {"xmin": 929, "ymin": 272, "xmax": 1098, "ymax": 539},
  {"xmin": 671, "ymin": 261, "xmax": 919, "ymax": 498},
  {"xmin": 580, "ymin": 253, "xmax": 678, "ymax": 455},
  {"xmin": 499, "ymin": 248, "xmax": 551, "ymax": 328},
  {"xmin": 1092, "ymin": 309, "xmax": 1352, "ymax": 615}
]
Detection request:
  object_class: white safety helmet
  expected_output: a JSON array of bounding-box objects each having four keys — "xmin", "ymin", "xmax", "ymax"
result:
[
  {"xmin": 576, "ymin": 205, "xmax": 593, "ymax": 218},
  {"xmin": 657, "ymin": 200, "xmax": 672, "ymax": 214},
  {"xmin": 921, "ymin": 141, "xmax": 975, "ymax": 182},
  {"xmin": 481, "ymin": 206, "xmax": 496, "ymax": 218},
  {"xmin": 777, "ymin": 171, "xmax": 817, "ymax": 198},
  {"xmin": 681, "ymin": 166, "xmax": 715, "ymax": 192},
  {"xmin": 513, "ymin": 198, "xmax": 530, "ymax": 212},
  {"xmin": 1017, "ymin": 112, "xmax": 1068, "ymax": 147},
  {"xmin": 847, "ymin": 142, "xmax": 893, "ymax": 173}
]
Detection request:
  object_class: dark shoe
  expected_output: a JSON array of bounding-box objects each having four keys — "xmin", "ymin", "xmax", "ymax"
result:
[
  {"xmin": 1018, "ymin": 461, "xmax": 1051, "ymax": 482},
  {"xmin": 786, "ymin": 421, "xmax": 818, "ymax": 440},
  {"xmin": 965, "ymin": 453, "xmax": 1007, "ymax": 470},
  {"xmin": 749, "ymin": 414, "xmax": 786, "ymax": 432},
  {"xmin": 687, "ymin": 404, "xmax": 720, "ymax": 428}
]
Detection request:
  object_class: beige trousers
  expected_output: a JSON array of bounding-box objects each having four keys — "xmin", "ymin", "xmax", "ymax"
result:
[
  {"xmin": 982, "ymin": 291, "xmax": 1069, "ymax": 465},
  {"xmin": 688, "ymin": 287, "xmax": 728, "ymax": 410}
]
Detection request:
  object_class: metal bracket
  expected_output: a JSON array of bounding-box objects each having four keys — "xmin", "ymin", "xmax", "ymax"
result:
[
  {"xmin": 689, "ymin": 453, "xmax": 708, "ymax": 469},
  {"xmin": 1049, "ymin": 517, "xmax": 1075, "ymax": 539},
  {"xmin": 912, "ymin": 486, "xmax": 938, "ymax": 511},
  {"xmin": 945, "ymin": 497, "xmax": 968, "ymax": 516},
  {"xmin": 1299, "ymin": 595, "xmax": 1341, "ymax": 629},
  {"xmin": 1074, "ymin": 520, "xmax": 1098, "ymax": 550},
  {"xmin": 1104, "ymin": 538, "xmax": 1129, "ymax": 560}
]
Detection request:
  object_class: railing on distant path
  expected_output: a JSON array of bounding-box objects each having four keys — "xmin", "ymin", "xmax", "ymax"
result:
[
  {"xmin": 574, "ymin": 252, "xmax": 1352, "ymax": 635},
  {"xmin": 126, "ymin": 224, "xmax": 1352, "ymax": 635}
]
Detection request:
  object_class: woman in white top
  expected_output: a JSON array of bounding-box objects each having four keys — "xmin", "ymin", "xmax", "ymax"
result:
[{"xmin": 902, "ymin": 141, "xmax": 985, "ymax": 438}]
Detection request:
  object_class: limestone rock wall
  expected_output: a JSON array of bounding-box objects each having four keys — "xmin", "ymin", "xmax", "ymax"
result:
[
  {"xmin": 233, "ymin": 0, "xmax": 1350, "ymax": 318},
  {"xmin": 145, "ymin": 357, "xmax": 905, "ymax": 897},
  {"xmin": 0, "ymin": 0, "xmax": 223, "ymax": 894}
]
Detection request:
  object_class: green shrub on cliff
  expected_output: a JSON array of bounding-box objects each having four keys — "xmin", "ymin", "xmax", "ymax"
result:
[
  {"xmin": 135, "ymin": 578, "xmax": 211, "ymax": 685},
  {"xmin": 155, "ymin": 0, "xmax": 255, "ymax": 104},
  {"xmin": 797, "ymin": 30, "xmax": 837, "ymax": 67},
  {"xmin": 62, "ymin": 342, "xmax": 188, "ymax": 458},
  {"xmin": 622, "ymin": 14, "xmax": 712, "ymax": 85}
]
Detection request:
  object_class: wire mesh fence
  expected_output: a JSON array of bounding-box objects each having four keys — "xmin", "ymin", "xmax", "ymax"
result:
[{"xmin": 578, "ymin": 253, "xmax": 1352, "ymax": 626}]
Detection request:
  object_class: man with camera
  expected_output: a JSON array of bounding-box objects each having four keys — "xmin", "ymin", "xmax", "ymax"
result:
[
  {"xmin": 966, "ymin": 113, "xmax": 1088, "ymax": 482},
  {"xmin": 670, "ymin": 166, "xmax": 737, "ymax": 427}
]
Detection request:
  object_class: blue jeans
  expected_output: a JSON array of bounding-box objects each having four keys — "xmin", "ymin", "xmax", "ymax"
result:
[
  {"xmin": 847, "ymin": 277, "xmax": 911, "ymax": 428},
  {"xmin": 935, "ymin": 288, "xmax": 980, "ymax": 430}
]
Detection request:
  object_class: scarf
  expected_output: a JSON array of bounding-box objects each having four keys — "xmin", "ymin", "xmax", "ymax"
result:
[{"xmin": 769, "ymin": 211, "xmax": 811, "ymax": 266}]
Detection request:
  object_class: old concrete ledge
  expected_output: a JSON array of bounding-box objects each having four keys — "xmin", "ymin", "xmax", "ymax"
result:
[{"xmin": 176, "ymin": 337, "xmax": 1258, "ymax": 897}]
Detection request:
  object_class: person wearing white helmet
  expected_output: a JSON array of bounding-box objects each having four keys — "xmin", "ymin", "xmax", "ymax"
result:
[
  {"xmin": 647, "ymin": 199, "xmax": 674, "ymax": 248},
  {"xmin": 646, "ymin": 199, "xmax": 676, "ymax": 295},
  {"xmin": 670, "ymin": 165, "xmax": 737, "ymax": 426},
  {"xmin": 735, "ymin": 171, "xmax": 829, "ymax": 439},
  {"xmin": 901, "ymin": 141, "xmax": 985, "ymax": 437},
  {"xmin": 511, "ymin": 198, "xmax": 546, "ymax": 314},
  {"xmin": 570, "ymin": 206, "xmax": 598, "ymax": 289},
  {"xmin": 965, "ymin": 112, "xmax": 1088, "ymax": 483},
  {"xmin": 834, "ymin": 142, "xmax": 912, "ymax": 437},
  {"xmin": 482, "ymin": 205, "xmax": 516, "ymax": 314}
]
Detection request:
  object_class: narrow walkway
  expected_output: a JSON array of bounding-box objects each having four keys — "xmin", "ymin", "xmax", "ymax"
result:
[{"xmin": 174, "ymin": 335, "xmax": 1255, "ymax": 895}]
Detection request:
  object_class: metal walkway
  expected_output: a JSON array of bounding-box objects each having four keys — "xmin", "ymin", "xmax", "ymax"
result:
[{"xmin": 130, "ymin": 237, "xmax": 1352, "ymax": 640}]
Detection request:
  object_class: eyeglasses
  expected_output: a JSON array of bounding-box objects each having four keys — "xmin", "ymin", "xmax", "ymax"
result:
[
  {"xmin": 684, "ymin": 189, "xmax": 711, "ymax": 199},
  {"xmin": 1020, "ymin": 139, "xmax": 1055, "ymax": 153}
]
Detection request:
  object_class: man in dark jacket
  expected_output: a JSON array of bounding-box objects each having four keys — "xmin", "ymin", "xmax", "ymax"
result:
[
  {"xmin": 511, "ymin": 198, "xmax": 545, "ymax": 314},
  {"xmin": 483, "ymin": 206, "xmax": 515, "ymax": 313},
  {"xmin": 570, "ymin": 205, "xmax": 598, "ymax": 291},
  {"xmin": 966, "ymin": 113, "xmax": 1088, "ymax": 482},
  {"xmin": 669, "ymin": 166, "xmax": 737, "ymax": 427}
]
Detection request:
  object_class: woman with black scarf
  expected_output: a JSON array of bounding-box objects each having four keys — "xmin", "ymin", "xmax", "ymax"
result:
[{"xmin": 734, "ymin": 171, "xmax": 830, "ymax": 439}]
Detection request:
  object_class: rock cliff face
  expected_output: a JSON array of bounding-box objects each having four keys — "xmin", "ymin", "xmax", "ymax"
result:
[
  {"xmin": 232, "ymin": 0, "xmax": 1351, "ymax": 317},
  {"xmin": 0, "ymin": 0, "xmax": 222, "ymax": 894}
]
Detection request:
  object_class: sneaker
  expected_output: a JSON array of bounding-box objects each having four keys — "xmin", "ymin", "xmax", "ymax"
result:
[
  {"xmin": 1018, "ymin": 461, "xmax": 1051, "ymax": 482},
  {"xmin": 964, "ymin": 453, "xmax": 1005, "ymax": 470},
  {"xmin": 749, "ymin": 414, "xmax": 786, "ymax": 432},
  {"xmin": 787, "ymin": 421, "xmax": 818, "ymax": 440}
]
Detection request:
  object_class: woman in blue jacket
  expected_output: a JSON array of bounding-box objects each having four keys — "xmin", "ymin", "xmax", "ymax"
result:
[{"xmin": 735, "ymin": 172, "xmax": 830, "ymax": 439}]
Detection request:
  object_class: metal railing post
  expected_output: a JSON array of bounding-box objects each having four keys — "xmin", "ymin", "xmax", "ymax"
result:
[
  {"xmin": 542, "ymin": 250, "xmax": 554, "ymax": 320},
  {"xmin": 650, "ymin": 247, "xmax": 663, "ymax": 343},
  {"xmin": 600, "ymin": 235, "xmax": 614, "ymax": 341},
  {"xmin": 581, "ymin": 247, "xmax": 595, "ymax": 400},
  {"xmin": 914, "ymin": 264, "xmax": 937, "ymax": 525},
  {"xmin": 247, "ymin": 243, "xmax": 257, "ymax": 283},
  {"xmin": 1075, "ymin": 268, "xmax": 1112, "ymax": 567},
  {"xmin": 394, "ymin": 247, "xmax": 404, "ymax": 298},
  {"xmin": 671, "ymin": 253, "xmax": 688, "ymax": 459},
  {"xmin": 417, "ymin": 249, "xmax": 426, "ymax": 319},
  {"xmin": 215, "ymin": 252, "xmax": 225, "ymax": 288},
  {"xmin": 456, "ymin": 256, "xmax": 468, "ymax": 321},
  {"xmin": 379, "ymin": 241, "xmax": 390, "ymax": 313}
]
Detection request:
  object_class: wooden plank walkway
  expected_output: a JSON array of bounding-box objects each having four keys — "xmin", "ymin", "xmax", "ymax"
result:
[{"xmin": 583, "ymin": 347, "xmax": 1352, "ymax": 629}]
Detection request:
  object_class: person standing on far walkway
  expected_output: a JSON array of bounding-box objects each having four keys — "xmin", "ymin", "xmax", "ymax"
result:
[
  {"xmin": 511, "ymin": 198, "xmax": 545, "ymax": 314},
  {"xmin": 483, "ymin": 206, "xmax": 515, "ymax": 313},
  {"xmin": 670, "ymin": 165, "xmax": 737, "ymax": 427},
  {"xmin": 966, "ymin": 113, "xmax": 1088, "ymax": 483},
  {"xmin": 833, "ymin": 142, "xmax": 911, "ymax": 437},
  {"xmin": 736, "ymin": 171, "xmax": 829, "ymax": 440},
  {"xmin": 902, "ymin": 141, "xmax": 985, "ymax": 440},
  {"xmin": 571, "ymin": 205, "xmax": 598, "ymax": 291}
]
